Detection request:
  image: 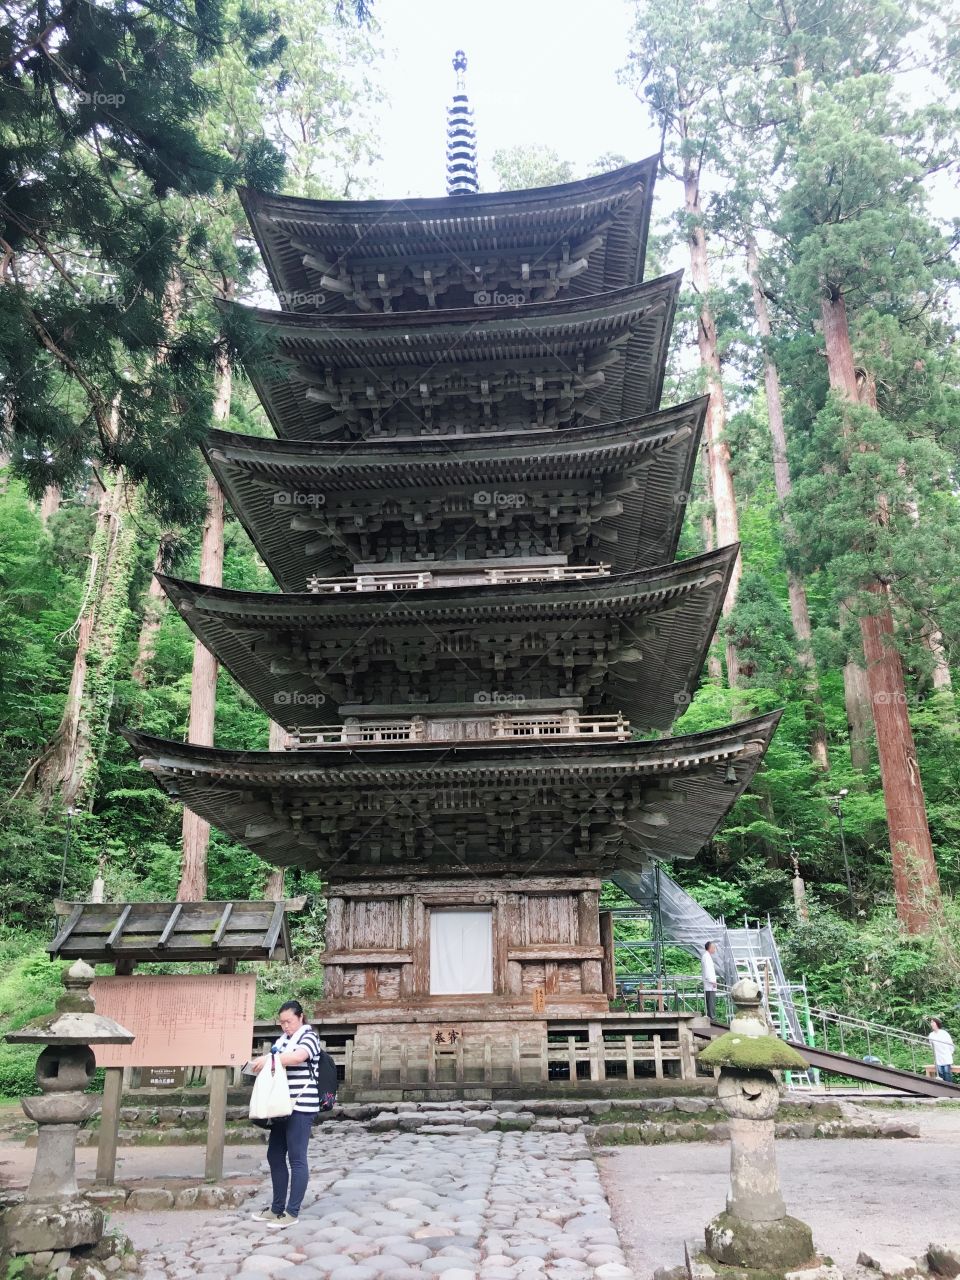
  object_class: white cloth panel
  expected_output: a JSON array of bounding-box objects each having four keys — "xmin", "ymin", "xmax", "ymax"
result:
[{"xmin": 429, "ymin": 909, "xmax": 493, "ymax": 994}]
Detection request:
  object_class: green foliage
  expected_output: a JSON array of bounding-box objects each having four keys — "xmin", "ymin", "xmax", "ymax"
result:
[
  {"xmin": 0, "ymin": 0, "xmax": 288, "ymax": 520},
  {"xmin": 781, "ymin": 898, "xmax": 960, "ymax": 1033},
  {"xmin": 0, "ymin": 933, "xmax": 64, "ymax": 1099},
  {"xmin": 492, "ymin": 145, "xmax": 575, "ymax": 191}
]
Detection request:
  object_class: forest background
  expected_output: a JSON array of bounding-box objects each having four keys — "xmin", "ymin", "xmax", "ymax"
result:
[{"xmin": 2, "ymin": 0, "xmax": 960, "ymax": 1096}]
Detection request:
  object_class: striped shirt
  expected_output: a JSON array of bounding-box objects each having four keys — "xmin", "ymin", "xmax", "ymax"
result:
[{"xmin": 273, "ymin": 1024, "xmax": 322, "ymax": 1113}]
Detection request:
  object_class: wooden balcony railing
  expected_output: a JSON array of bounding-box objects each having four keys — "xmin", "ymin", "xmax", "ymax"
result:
[
  {"xmin": 306, "ymin": 563, "xmax": 610, "ymax": 594},
  {"xmin": 284, "ymin": 712, "xmax": 631, "ymax": 749}
]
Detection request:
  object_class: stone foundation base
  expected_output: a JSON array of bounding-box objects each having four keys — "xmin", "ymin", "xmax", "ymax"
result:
[
  {"xmin": 0, "ymin": 1221, "xmax": 140, "ymax": 1279},
  {"xmin": 665, "ymin": 1239, "xmax": 840, "ymax": 1280},
  {"xmin": 704, "ymin": 1213, "xmax": 816, "ymax": 1272},
  {"xmin": 0, "ymin": 1200, "xmax": 103, "ymax": 1254}
]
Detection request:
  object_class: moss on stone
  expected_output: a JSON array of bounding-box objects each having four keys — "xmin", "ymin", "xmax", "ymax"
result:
[
  {"xmin": 705, "ymin": 1211, "xmax": 815, "ymax": 1271},
  {"xmin": 698, "ymin": 1033, "xmax": 809, "ymax": 1071}
]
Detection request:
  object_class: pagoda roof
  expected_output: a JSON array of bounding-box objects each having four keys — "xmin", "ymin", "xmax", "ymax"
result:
[
  {"xmin": 240, "ymin": 157, "xmax": 658, "ymax": 315},
  {"xmin": 156, "ymin": 546, "xmax": 736, "ymax": 733},
  {"xmin": 204, "ymin": 399, "xmax": 707, "ymax": 590},
  {"xmin": 233, "ymin": 275, "xmax": 681, "ymax": 440},
  {"xmin": 121, "ymin": 711, "xmax": 782, "ymax": 878}
]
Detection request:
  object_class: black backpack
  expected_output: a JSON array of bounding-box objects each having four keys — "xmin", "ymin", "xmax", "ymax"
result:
[{"xmin": 310, "ymin": 1046, "xmax": 338, "ymax": 1117}]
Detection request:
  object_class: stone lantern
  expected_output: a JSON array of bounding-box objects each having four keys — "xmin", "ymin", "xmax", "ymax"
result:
[
  {"xmin": 696, "ymin": 978, "xmax": 815, "ymax": 1274},
  {"xmin": 1, "ymin": 959, "xmax": 134, "ymax": 1255}
]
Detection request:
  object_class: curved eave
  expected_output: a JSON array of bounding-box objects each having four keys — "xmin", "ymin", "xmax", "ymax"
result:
[
  {"xmin": 121, "ymin": 710, "xmax": 782, "ymax": 877},
  {"xmin": 156, "ymin": 545, "xmax": 737, "ymax": 733},
  {"xmin": 233, "ymin": 275, "xmax": 681, "ymax": 440},
  {"xmin": 204, "ymin": 399, "xmax": 708, "ymax": 589},
  {"xmin": 240, "ymin": 157, "xmax": 658, "ymax": 314}
]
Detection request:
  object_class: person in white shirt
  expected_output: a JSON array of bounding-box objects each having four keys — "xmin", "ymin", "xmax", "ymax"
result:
[
  {"xmin": 928, "ymin": 1017, "xmax": 955, "ymax": 1083},
  {"xmin": 701, "ymin": 941, "xmax": 719, "ymax": 1020}
]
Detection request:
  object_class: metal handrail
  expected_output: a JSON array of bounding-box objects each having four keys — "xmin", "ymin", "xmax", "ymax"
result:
[{"xmin": 806, "ymin": 1004, "xmax": 930, "ymax": 1074}]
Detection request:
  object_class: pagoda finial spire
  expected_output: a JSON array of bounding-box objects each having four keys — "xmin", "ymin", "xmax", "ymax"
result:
[{"xmin": 446, "ymin": 49, "xmax": 479, "ymax": 196}]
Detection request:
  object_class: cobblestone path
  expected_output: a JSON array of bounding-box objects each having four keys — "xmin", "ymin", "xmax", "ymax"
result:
[{"xmin": 137, "ymin": 1127, "xmax": 635, "ymax": 1280}]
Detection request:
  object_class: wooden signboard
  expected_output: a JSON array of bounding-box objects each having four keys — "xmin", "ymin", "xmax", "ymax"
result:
[
  {"xmin": 532, "ymin": 985, "xmax": 546, "ymax": 1015},
  {"xmin": 145, "ymin": 1066, "xmax": 186, "ymax": 1089},
  {"xmin": 92, "ymin": 974, "xmax": 256, "ymax": 1068}
]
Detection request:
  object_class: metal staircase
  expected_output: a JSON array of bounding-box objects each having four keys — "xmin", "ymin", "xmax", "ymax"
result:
[
  {"xmin": 611, "ymin": 862, "xmax": 949, "ymax": 1092},
  {"xmin": 612, "ymin": 864, "xmax": 814, "ymax": 1083}
]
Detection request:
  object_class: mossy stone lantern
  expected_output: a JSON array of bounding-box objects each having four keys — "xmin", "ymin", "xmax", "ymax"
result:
[
  {"xmin": 698, "ymin": 978, "xmax": 815, "ymax": 1273},
  {"xmin": 1, "ymin": 959, "xmax": 134, "ymax": 1254}
]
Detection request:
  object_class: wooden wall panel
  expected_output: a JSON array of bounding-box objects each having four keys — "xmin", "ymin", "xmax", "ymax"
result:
[
  {"xmin": 378, "ymin": 966, "xmax": 401, "ymax": 1001},
  {"xmin": 343, "ymin": 969, "xmax": 366, "ymax": 999},
  {"xmin": 525, "ymin": 893, "xmax": 577, "ymax": 944},
  {"xmin": 350, "ymin": 898, "xmax": 398, "ymax": 948},
  {"xmin": 520, "ymin": 962, "xmax": 546, "ymax": 993},
  {"xmin": 558, "ymin": 962, "xmax": 582, "ymax": 993}
]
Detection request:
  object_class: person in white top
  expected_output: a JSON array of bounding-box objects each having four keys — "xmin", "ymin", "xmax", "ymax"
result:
[
  {"xmin": 928, "ymin": 1017, "xmax": 955, "ymax": 1083},
  {"xmin": 701, "ymin": 941, "xmax": 719, "ymax": 1021}
]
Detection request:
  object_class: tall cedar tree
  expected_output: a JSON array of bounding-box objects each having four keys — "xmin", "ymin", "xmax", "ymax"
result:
[
  {"xmin": 621, "ymin": 0, "xmax": 752, "ymax": 688},
  {"xmin": 0, "ymin": 0, "xmax": 287, "ymax": 522}
]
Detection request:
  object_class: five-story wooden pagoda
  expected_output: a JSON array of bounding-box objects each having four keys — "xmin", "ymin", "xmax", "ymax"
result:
[{"xmin": 125, "ymin": 149, "xmax": 779, "ymax": 1093}]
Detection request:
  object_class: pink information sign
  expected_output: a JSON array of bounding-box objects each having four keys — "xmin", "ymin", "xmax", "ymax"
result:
[{"xmin": 91, "ymin": 974, "xmax": 256, "ymax": 1068}]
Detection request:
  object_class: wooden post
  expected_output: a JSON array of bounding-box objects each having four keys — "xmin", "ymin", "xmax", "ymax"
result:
[
  {"xmin": 653, "ymin": 1033, "xmax": 664, "ymax": 1080},
  {"xmin": 679, "ymin": 1024, "xmax": 697, "ymax": 1080},
  {"xmin": 599, "ymin": 910, "xmax": 615, "ymax": 999},
  {"xmin": 205, "ymin": 1066, "xmax": 228, "ymax": 1181},
  {"xmin": 95, "ymin": 1067, "xmax": 124, "ymax": 1185},
  {"xmin": 588, "ymin": 1020, "xmax": 605, "ymax": 1082}
]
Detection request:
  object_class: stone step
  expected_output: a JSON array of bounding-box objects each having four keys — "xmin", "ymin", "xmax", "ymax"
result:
[{"xmin": 20, "ymin": 1094, "xmax": 915, "ymax": 1149}]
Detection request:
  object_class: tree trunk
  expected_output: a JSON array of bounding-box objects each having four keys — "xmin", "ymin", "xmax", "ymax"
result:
[
  {"xmin": 33, "ymin": 469, "xmax": 139, "ymax": 812},
  {"xmin": 176, "ymin": 348, "xmax": 231, "ymax": 903},
  {"xmin": 746, "ymin": 236, "xmax": 828, "ymax": 770},
  {"xmin": 261, "ymin": 720, "xmax": 288, "ymax": 899},
  {"xmin": 683, "ymin": 151, "xmax": 742, "ymax": 686},
  {"xmin": 898, "ymin": 485, "xmax": 954, "ymax": 701},
  {"xmin": 698, "ymin": 444, "xmax": 725, "ymax": 683},
  {"xmin": 39, "ymin": 485, "xmax": 61, "ymax": 524},
  {"xmin": 843, "ymin": 650, "xmax": 874, "ymax": 773},
  {"xmin": 131, "ymin": 537, "xmax": 173, "ymax": 685},
  {"xmin": 821, "ymin": 289, "xmax": 942, "ymax": 931},
  {"xmin": 131, "ymin": 267, "xmax": 187, "ymax": 686}
]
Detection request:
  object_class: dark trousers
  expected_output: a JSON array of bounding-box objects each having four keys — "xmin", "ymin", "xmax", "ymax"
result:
[
  {"xmin": 936, "ymin": 1064, "xmax": 954, "ymax": 1083},
  {"xmin": 267, "ymin": 1110, "xmax": 313, "ymax": 1216},
  {"xmin": 705, "ymin": 988, "xmax": 717, "ymax": 1020}
]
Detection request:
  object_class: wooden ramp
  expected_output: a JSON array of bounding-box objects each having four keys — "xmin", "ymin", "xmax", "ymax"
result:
[{"xmin": 703, "ymin": 1020, "xmax": 960, "ymax": 1100}]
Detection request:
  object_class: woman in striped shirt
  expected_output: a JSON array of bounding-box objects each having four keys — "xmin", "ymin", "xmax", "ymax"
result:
[{"xmin": 249, "ymin": 1000, "xmax": 322, "ymax": 1228}]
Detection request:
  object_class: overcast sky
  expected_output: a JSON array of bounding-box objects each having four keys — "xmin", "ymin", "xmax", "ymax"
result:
[{"xmin": 368, "ymin": 0, "xmax": 662, "ymax": 198}]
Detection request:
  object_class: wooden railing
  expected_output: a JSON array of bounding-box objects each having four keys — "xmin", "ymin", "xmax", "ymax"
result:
[
  {"xmin": 285, "ymin": 712, "xmax": 631, "ymax": 749},
  {"xmin": 306, "ymin": 563, "xmax": 610, "ymax": 594}
]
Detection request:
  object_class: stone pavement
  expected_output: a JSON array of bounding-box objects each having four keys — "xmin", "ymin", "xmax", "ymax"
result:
[{"xmin": 135, "ymin": 1125, "xmax": 635, "ymax": 1280}]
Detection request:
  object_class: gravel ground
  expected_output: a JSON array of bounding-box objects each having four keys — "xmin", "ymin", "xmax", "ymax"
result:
[{"xmin": 599, "ymin": 1109, "xmax": 960, "ymax": 1278}]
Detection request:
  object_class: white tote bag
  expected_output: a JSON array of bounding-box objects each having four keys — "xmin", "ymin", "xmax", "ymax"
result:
[{"xmin": 249, "ymin": 1054, "xmax": 292, "ymax": 1120}]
